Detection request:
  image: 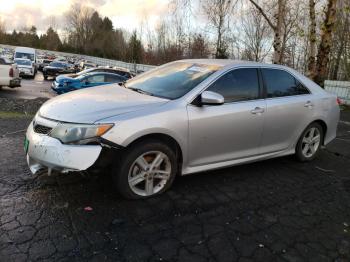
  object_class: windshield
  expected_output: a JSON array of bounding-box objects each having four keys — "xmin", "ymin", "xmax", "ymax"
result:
[
  {"xmin": 15, "ymin": 59, "xmax": 32, "ymax": 66},
  {"xmin": 50, "ymin": 62, "xmax": 65, "ymax": 68},
  {"xmin": 15, "ymin": 52, "xmax": 34, "ymax": 61},
  {"xmin": 124, "ymin": 62, "xmax": 221, "ymax": 99}
]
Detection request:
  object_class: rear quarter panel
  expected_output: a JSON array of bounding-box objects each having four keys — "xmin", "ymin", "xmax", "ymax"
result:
[{"xmin": 0, "ymin": 65, "xmax": 10, "ymax": 85}]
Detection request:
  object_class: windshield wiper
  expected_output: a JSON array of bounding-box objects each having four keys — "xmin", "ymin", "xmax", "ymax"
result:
[{"xmin": 128, "ymin": 87, "xmax": 154, "ymax": 96}]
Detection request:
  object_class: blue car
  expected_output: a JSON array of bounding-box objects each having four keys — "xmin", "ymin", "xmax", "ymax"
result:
[{"xmin": 51, "ymin": 72, "xmax": 127, "ymax": 94}]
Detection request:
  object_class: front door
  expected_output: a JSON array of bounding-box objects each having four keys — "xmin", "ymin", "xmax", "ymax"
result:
[{"xmin": 187, "ymin": 68, "xmax": 265, "ymax": 168}]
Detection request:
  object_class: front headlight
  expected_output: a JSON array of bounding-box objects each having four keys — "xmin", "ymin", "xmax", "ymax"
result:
[{"xmin": 50, "ymin": 123, "xmax": 113, "ymax": 144}]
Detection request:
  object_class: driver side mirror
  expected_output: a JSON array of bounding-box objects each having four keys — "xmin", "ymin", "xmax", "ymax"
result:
[{"xmin": 197, "ymin": 91, "xmax": 224, "ymax": 106}]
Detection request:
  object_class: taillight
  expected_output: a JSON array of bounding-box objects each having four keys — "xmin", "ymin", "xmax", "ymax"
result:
[
  {"xmin": 9, "ymin": 67, "xmax": 14, "ymax": 77},
  {"xmin": 336, "ymin": 97, "xmax": 342, "ymax": 105}
]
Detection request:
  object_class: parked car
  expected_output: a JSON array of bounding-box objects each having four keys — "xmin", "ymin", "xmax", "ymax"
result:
[
  {"xmin": 14, "ymin": 58, "xmax": 35, "ymax": 78},
  {"xmin": 51, "ymin": 72, "xmax": 126, "ymax": 94},
  {"xmin": 59, "ymin": 66, "xmax": 132, "ymax": 80},
  {"xmin": 25, "ymin": 60, "xmax": 340, "ymax": 199},
  {"xmin": 0, "ymin": 57, "xmax": 20, "ymax": 88},
  {"xmin": 43, "ymin": 62, "xmax": 75, "ymax": 80},
  {"xmin": 14, "ymin": 47, "xmax": 37, "ymax": 74},
  {"xmin": 80, "ymin": 61, "xmax": 97, "ymax": 70},
  {"xmin": 38, "ymin": 59, "xmax": 54, "ymax": 71}
]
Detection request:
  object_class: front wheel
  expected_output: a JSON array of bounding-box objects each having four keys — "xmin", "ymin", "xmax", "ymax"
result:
[
  {"xmin": 112, "ymin": 140, "xmax": 178, "ymax": 199},
  {"xmin": 295, "ymin": 122, "xmax": 324, "ymax": 162}
]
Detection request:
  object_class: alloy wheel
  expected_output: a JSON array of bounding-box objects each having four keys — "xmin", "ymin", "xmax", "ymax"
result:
[
  {"xmin": 301, "ymin": 127, "xmax": 321, "ymax": 158},
  {"xmin": 128, "ymin": 151, "xmax": 172, "ymax": 197}
]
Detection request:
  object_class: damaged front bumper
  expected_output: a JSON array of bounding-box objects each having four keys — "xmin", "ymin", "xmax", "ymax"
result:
[{"xmin": 26, "ymin": 119, "xmax": 102, "ymax": 174}]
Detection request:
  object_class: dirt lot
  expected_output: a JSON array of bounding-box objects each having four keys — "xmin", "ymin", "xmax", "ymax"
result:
[{"xmin": 0, "ymin": 111, "xmax": 350, "ymax": 262}]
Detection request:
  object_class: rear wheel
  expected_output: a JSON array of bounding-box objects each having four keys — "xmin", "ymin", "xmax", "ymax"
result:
[
  {"xmin": 44, "ymin": 75, "xmax": 48, "ymax": 80},
  {"xmin": 295, "ymin": 122, "xmax": 323, "ymax": 162},
  {"xmin": 112, "ymin": 140, "xmax": 177, "ymax": 199}
]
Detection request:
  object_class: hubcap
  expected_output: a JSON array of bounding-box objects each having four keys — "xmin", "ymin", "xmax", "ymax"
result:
[
  {"xmin": 301, "ymin": 127, "xmax": 321, "ymax": 158},
  {"xmin": 128, "ymin": 151, "xmax": 171, "ymax": 196}
]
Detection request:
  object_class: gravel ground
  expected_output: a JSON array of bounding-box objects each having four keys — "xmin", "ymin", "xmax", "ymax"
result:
[
  {"xmin": 0, "ymin": 72, "xmax": 55, "ymax": 100},
  {"xmin": 0, "ymin": 112, "xmax": 350, "ymax": 261}
]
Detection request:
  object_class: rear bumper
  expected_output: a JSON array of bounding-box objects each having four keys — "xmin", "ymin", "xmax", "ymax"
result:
[
  {"xmin": 26, "ymin": 121, "xmax": 102, "ymax": 174},
  {"xmin": 44, "ymin": 71, "xmax": 62, "ymax": 77},
  {"xmin": 9, "ymin": 78, "xmax": 21, "ymax": 87}
]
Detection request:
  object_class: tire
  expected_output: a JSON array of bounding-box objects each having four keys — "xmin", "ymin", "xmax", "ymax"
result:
[
  {"xmin": 295, "ymin": 122, "xmax": 324, "ymax": 162},
  {"xmin": 112, "ymin": 139, "xmax": 178, "ymax": 199},
  {"xmin": 44, "ymin": 75, "xmax": 48, "ymax": 80}
]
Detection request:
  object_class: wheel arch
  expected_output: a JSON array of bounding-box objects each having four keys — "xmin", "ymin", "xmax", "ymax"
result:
[
  {"xmin": 126, "ymin": 133, "xmax": 184, "ymax": 173},
  {"xmin": 311, "ymin": 119, "xmax": 327, "ymax": 145}
]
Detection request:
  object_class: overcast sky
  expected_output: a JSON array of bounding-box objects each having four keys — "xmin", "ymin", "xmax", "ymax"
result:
[{"xmin": 0, "ymin": 0, "xmax": 171, "ymax": 34}]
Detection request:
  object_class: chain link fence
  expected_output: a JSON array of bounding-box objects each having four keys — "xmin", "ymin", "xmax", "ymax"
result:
[{"xmin": 0, "ymin": 44, "xmax": 156, "ymax": 74}]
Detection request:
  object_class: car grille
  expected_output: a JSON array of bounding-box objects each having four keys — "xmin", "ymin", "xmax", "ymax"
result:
[{"xmin": 34, "ymin": 124, "xmax": 52, "ymax": 135}]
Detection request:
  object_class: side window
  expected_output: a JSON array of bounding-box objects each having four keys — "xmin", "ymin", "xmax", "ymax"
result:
[
  {"xmin": 262, "ymin": 69, "xmax": 310, "ymax": 98},
  {"xmin": 105, "ymin": 75, "xmax": 123, "ymax": 82},
  {"xmin": 207, "ymin": 68, "xmax": 260, "ymax": 103},
  {"xmin": 295, "ymin": 80, "xmax": 310, "ymax": 95},
  {"xmin": 86, "ymin": 75, "xmax": 105, "ymax": 83}
]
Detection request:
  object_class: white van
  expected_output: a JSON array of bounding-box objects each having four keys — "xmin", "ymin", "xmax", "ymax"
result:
[{"xmin": 14, "ymin": 47, "xmax": 37, "ymax": 74}]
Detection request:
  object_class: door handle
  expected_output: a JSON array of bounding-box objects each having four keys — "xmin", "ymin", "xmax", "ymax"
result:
[
  {"xmin": 251, "ymin": 107, "xmax": 265, "ymax": 114},
  {"xmin": 304, "ymin": 101, "xmax": 314, "ymax": 108}
]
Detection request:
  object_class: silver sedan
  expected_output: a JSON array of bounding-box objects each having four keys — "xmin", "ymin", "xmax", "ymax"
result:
[{"xmin": 25, "ymin": 60, "xmax": 340, "ymax": 199}]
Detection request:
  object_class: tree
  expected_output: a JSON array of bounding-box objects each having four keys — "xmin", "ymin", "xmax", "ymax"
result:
[
  {"xmin": 240, "ymin": 7, "xmax": 272, "ymax": 62},
  {"xmin": 312, "ymin": 0, "xmax": 338, "ymax": 86},
  {"xmin": 127, "ymin": 31, "xmax": 143, "ymax": 64},
  {"xmin": 248, "ymin": 0, "xmax": 286, "ymax": 64},
  {"xmin": 40, "ymin": 27, "xmax": 61, "ymax": 51},
  {"xmin": 189, "ymin": 34, "xmax": 210, "ymax": 58},
  {"xmin": 0, "ymin": 19, "xmax": 5, "ymax": 43},
  {"xmin": 202, "ymin": 0, "xmax": 237, "ymax": 58},
  {"xmin": 65, "ymin": 3, "xmax": 94, "ymax": 53},
  {"xmin": 307, "ymin": 0, "xmax": 317, "ymax": 78}
]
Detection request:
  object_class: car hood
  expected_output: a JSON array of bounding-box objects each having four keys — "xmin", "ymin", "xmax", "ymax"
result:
[
  {"xmin": 44, "ymin": 66, "xmax": 63, "ymax": 70},
  {"xmin": 55, "ymin": 76, "xmax": 78, "ymax": 84},
  {"xmin": 39, "ymin": 84, "xmax": 169, "ymax": 123},
  {"xmin": 18, "ymin": 65, "xmax": 32, "ymax": 69}
]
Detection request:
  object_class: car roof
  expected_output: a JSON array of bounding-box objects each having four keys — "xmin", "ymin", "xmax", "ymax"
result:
[
  {"xmin": 97, "ymin": 66, "xmax": 130, "ymax": 72},
  {"xmin": 82, "ymin": 72, "xmax": 126, "ymax": 77},
  {"xmin": 177, "ymin": 59, "xmax": 270, "ymax": 67},
  {"xmin": 15, "ymin": 58, "xmax": 31, "ymax": 61}
]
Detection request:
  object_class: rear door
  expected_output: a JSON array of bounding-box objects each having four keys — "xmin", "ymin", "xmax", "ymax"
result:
[
  {"xmin": 187, "ymin": 68, "xmax": 266, "ymax": 167},
  {"xmin": 260, "ymin": 68, "xmax": 313, "ymax": 154}
]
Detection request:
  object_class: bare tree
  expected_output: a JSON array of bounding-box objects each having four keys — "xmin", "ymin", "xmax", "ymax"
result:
[
  {"xmin": 312, "ymin": 0, "xmax": 338, "ymax": 85},
  {"xmin": 240, "ymin": 7, "xmax": 272, "ymax": 62},
  {"xmin": 307, "ymin": 0, "xmax": 317, "ymax": 78},
  {"xmin": 202, "ymin": 0, "xmax": 237, "ymax": 58},
  {"xmin": 65, "ymin": 3, "xmax": 94, "ymax": 53},
  {"xmin": 328, "ymin": 0, "xmax": 349, "ymax": 80},
  {"xmin": 248, "ymin": 0, "xmax": 286, "ymax": 64}
]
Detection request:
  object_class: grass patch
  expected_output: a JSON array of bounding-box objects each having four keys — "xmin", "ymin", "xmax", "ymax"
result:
[{"xmin": 0, "ymin": 111, "xmax": 34, "ymax": 119}]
